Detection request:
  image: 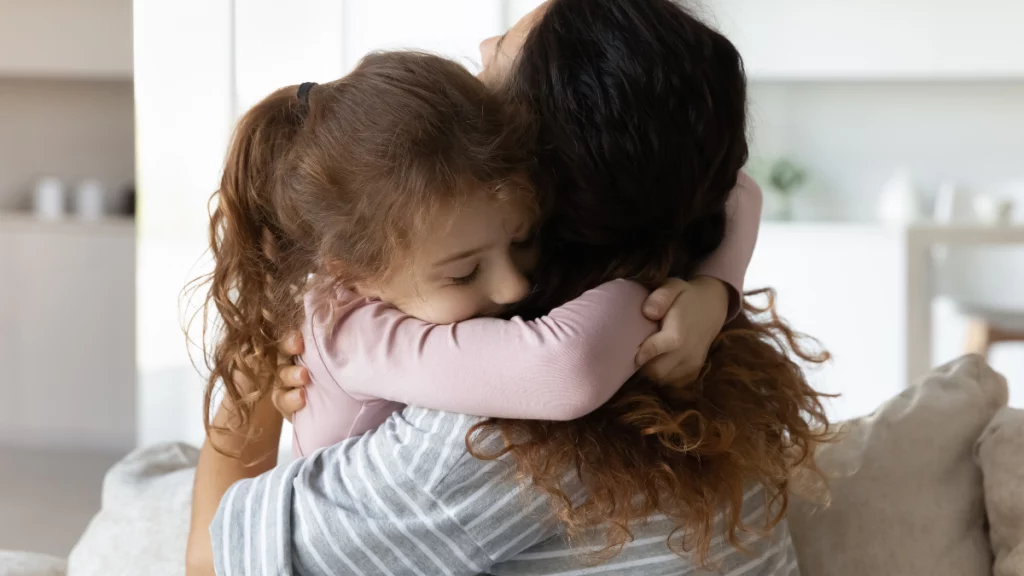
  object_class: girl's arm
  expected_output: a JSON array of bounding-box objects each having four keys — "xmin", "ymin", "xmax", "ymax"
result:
[
  {"xmin": 693, "ymin": 171, "xmax": 763, "ymax": 317},
  {"xmin": 305, "ymin": 279, "xmax": 656, "ymax": 422},
  {"xmin": 186, "ymin": 390, "xmax": 282, "ymax": 576}
]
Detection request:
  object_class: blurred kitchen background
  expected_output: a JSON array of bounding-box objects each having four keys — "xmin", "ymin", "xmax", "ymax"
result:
[{"xmin": 1, "ymin": 0, "xmax": 1022, "ymax": 557}]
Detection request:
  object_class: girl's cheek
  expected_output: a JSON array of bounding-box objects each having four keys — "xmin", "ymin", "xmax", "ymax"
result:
[{"xmin": 417, "ymin": 291, "xmax": 483, "ymax": 325}]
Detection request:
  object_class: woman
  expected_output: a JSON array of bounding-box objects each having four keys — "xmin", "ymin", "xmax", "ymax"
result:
[
  {"xmin": 202, "ymin": 1, "xmax": 828, "ymax": 574},
  {"xmin": 465, "ymin": 0, "xmax": 829, "ymax": 564}
]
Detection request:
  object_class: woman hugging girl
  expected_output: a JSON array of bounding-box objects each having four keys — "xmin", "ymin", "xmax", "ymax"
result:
[
  {"xmin": 189, "ymin": 1, "xmax": 829, "ymax": 572},
  {"xmin": 201, "ymin": 51, "xmax": 718, "ymax": 462},
  {"xmin": 197, "ymin": 44, "xmax": 761, "ymax": 461}
]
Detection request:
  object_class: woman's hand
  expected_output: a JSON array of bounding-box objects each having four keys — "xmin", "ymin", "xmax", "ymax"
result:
[
  {"xmin": 635, "ymin": 276, "xmax": 729, "ymax": 384},
  {"xmin": 272, "ymin": 332, "xmax": 310, "ymax": 421}
]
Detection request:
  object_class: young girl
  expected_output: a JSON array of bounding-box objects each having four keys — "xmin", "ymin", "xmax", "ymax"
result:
[
  {"xmin": 201, "ymin": 47, "xmax": 759, "ymax": 456},
  {"xmin": 202, "ymin": 50, "xmax": 669, "ymax": 460}
]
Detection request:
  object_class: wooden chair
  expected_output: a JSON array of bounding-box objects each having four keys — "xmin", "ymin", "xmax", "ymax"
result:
[
  {"xmin": 964, "ymin": 316, "xmax": 1024, "ymax": 358},
  {"xmin": 934, "ymin": 234, "xmax": 1024, "ymax": 360}
]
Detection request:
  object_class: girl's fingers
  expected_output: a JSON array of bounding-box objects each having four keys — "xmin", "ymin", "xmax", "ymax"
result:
[
  {"xmin": 640, "ymin": 353, "xmax": 701, "ymax": 386},
  {"xmin": 279, "ymin": 332, "xmax": 305, "ymax": 357},
  {"xmin": 640, "ymin": 354, "xmax": 675, "ymax": 383},
  {"xmin": 277, "ymin": 365, "xmax": 310, "ymax": 388},
  {"xmin": 635, "ymin": 331, "xmax": 682, "ymax": 367},
  {"xmin": 272, "ymin": 387, "xmax": 305, "ymax": 422},
  {"xmin": 642, "ymin": 278, "xmax": 687, "ymax": 320}
]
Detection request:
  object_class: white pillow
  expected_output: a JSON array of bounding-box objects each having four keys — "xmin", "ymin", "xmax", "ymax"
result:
[
  {"xmin": 788, "ymin": 355, "xmax": 1007, "ymax": 576},
  {"xmin": 976, "ymin": 407, "xmax": 1024, "ymax": 576},
  {"xmin": 66, "ymin": 443, "xmax": 198, "ymax": 576}
]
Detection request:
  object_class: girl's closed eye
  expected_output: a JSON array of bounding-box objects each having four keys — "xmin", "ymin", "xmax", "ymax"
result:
[{"xmin": 448, "ymin": 265, "xmax": 480, "ymax": 286}]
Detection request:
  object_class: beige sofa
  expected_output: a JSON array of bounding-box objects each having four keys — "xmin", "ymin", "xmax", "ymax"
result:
[
  {"xmin": 3, "ymin": 355, "xmax": 1022, "ymax": 576},
  {"xmin": 788, "ymin": 355, "xmax": 1021, "ymax": 576}
]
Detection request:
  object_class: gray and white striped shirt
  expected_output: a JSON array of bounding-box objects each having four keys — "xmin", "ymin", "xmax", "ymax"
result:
[{"xmin": 212, "ymin": 406, "xmax": 799, "ymax": 575}]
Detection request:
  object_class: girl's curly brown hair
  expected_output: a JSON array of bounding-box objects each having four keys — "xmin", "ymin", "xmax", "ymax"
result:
[
  {"xmin": 467, "ymin": 0, "xmax": 833, "ymax": 566},
  {"xmin": 197, "ymin": 51, "xmax": 536, "ymax": 450}
]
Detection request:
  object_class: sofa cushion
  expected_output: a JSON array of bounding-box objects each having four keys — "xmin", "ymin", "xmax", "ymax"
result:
[
  {"xmin": 66, "ymin": 443, "xmax": 197, "ymax": 576},
  {"xmin": 788, "ymin": 355, "xmax": 1007, "ymax": 576},
  {"xmin": 976, "ymin": 407, "xmax": 1024, "ymax": 576},
  {"xmin": 0, "ymin": 551, "xmax": 66, "ymax": 576}
]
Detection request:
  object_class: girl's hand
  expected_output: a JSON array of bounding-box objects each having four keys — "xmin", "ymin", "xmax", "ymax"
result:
[
  {"xmin": 272, "ymin": 332, "xmax": 310, "ymax": 422},
  {"xmin": 635, "ymin": 276, "xmax": 729, "ymax": 384}
]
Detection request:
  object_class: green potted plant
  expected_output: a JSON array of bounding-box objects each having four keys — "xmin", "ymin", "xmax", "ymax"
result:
[{"xmin": 752, "ymin": 157, "xmax": 808, "ymax": 221}]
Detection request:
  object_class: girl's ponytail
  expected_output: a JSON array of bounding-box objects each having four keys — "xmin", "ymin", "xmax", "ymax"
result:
[{"xmin": 202, "ymin": 86, "xmax": 314, "ymax": 450}]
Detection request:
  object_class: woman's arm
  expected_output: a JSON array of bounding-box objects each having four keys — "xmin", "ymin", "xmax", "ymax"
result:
[
  {"xmin": 305, "ymin": 279, "xmax": 656, "ymax": 422},
  {"xmin": 186, "ymin": 388, "xmax": 282, "ymax": 576},
  {"xmin": 694, "ymin": 171, "xmax": 763, "ymax": 315}
]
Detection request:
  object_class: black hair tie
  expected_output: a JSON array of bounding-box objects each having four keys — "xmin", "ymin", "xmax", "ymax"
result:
[{"xmin": 297, "ymin": 82, "xmax": 317, "ymax": 108}]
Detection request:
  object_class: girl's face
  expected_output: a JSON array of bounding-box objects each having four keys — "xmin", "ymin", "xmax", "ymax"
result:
[
  {"xmin": 363, "ymin": 2, "xmax": 551, "ymax": 322},
  {"xmin": 478, "ymin": 2, "xmax": 549, "ymax": 87},
  {"xmin": 364, "ymin": 4, "xmax": 548, "ymax": 324},
  {"xmin": 357, "ymin": 194, "xmax": 539, "ymax": 324}
]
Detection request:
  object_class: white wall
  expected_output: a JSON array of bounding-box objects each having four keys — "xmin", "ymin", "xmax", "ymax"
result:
[
  {"xmin": 745, "ymin": 80, "xmax": 1024, "ymax": 402},
  {"xmin": 342, "ymin": 0, "xmax": 502, "ymax": 73},
  {"xmin": 747, "ymin": 81, "xmax": 1024, "ymax": 222},
  {"xmin": 134, "ymin": 0, "xmax": 235, "ymax": 448},
  {"xmin": 710, "ymin": 0, "xmax": 1024, "ymax": 80},
  {"xmin": 234, "ymin": 0, "xmax": 345, "ymax": 112},
  {"xmin": 0, "ymin": 0, "xmax": 132, "ymax": 78},
  {"xmin": 233, "ymin": 0, "xmax": 503, "ymax": 113}
]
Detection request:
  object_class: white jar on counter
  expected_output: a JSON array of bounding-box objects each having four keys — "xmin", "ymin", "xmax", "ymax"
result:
[
  {"xmin": 33, "ymin": 177, "xmax": 66, "ymax": 220},
  {"xmin": 74, "ymin": 179, "xmax": 106, "ymax": 220}
]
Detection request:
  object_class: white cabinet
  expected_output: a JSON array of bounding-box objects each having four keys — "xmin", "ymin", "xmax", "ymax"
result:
[
  {"xmin": 709, "ymin": 0, "xmax": 1024, "ymax": 80},
  {"xmin": 748, "ymin": 222, "xmax": 1024, "ymax": 422},
  {"xmin": 0, "ymin": 0, "xmax": 132, "ymax": 78},
  {"xmin": 746, "ymin": 224, "xmax": 909, "ymax": 421},
  {"xmin": 0, "ymin": 216, "xmax": 135, "ymax": 450}
]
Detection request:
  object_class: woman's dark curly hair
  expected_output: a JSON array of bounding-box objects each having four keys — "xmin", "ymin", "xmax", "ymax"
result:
[{"xmin": 468, "ymin": 0, "xmax": 831, "ymax": 565}]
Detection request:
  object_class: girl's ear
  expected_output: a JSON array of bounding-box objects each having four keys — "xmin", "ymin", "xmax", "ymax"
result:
[
  {"xmin": 323, "ymin": 258, "xmax": 387, "ymax": 299},
  {"xmin": 323, "ymin": 259, "xmax": 367, "ymax": 296},
  {"xmin": 349, "ymin": 281, "xmax": 382, "ymax": 299}
]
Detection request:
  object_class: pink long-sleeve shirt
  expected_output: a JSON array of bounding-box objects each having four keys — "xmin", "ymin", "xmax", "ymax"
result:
[{"xmin": 292, "ymin": 173, "xmax": 762, "ymax": 456}]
